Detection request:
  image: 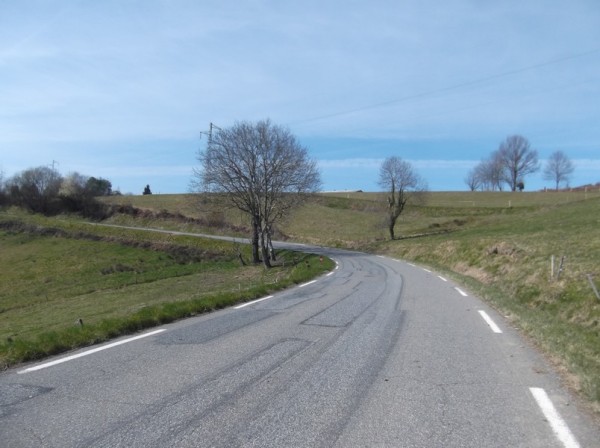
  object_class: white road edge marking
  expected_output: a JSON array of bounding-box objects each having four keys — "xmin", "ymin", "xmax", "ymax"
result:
[
  {"xmin": 299, "ymin": 280, "xmax": 317, "ymax": 288},
  {"xmin": 326, "ymin": 272, "xmax": 334, "ymax": 277},
  {"xmin": 455, "ymin": 287, "xmax": 468, "ymax": 296},
  {"xmin": 529, "ymin": 387, "xmax": 581, "ymax": 448},
  {"xmin": 18, "ymin": 329, "xmax": 166, "ymax": 374},
  {"xmin": 234, "ymin": 295, "xmax": 274, "ymax": 309},
  {"xmin": 478, "ymin": 310, "xmax": 503, "ymax": 333},
  {"xmin": 423, "ymin": 268, "xmax": 432, "ymax": 273},
  {"xmin": 437, "ymin": 275, "xmax": 447, "ymax": 282},
  {"xmin": 407, "ymin": 263, "xmax": 416, "ymax": 267}
]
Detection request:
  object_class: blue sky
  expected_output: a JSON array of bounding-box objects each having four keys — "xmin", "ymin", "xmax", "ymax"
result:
[{"xmin": 1, "ymin": 0, "xmax": 599, "ymax": 194}]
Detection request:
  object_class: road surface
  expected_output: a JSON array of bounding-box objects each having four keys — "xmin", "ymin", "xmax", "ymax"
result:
[{"xmin": 1, "ymin": 240, "xmax": 598, "ymax": 447}]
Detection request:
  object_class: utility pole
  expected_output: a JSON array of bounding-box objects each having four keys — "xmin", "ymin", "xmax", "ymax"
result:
[{"xmin": 200, "ymin": 122, "xmax": 222, "ymax": 144}]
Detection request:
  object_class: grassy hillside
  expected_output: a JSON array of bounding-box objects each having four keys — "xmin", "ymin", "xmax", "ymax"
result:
[
  {"xmin": 0, "ymin": 209, "xmax": 333, "ymax": 369},
  {"xmin": 382, "ymin": 198, "xmax": 600, "ymax": 412},
  {"xmin": 100, "ymin": 191, "xmax": 600, "ymax": 413}
]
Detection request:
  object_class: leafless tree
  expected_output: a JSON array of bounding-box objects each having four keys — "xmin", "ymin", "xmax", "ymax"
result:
[
  {"xmin": 496, "ymin": 135, "xmax": 539, "ymax": 191},
  {"xmin": 378, "ymin": 156, "xmax": 427, "ymax": 240},
  {"xmin": 7, "ymin": 166, "xmax": 63, "ymax": 213},
  {"xmin": 193, "ymin": 119, "xmax": 321, "ymax": 268},
  {"xmin": 0, "ymin": 168, "xmax": 6, "ymax": 205},
  {"xmin": 464, "ymin": 168, "xmax": 480, "ymax": 191},
  {"xmin": 468, "ymin": 156, "xmax": 504, "ymax": 191},
  {"xmin": 543, "ymin": 150, "xmax": 574, "ymax": 191}
]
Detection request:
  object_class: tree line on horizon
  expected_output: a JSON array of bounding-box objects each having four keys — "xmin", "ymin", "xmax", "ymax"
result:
[
  {"xmin": 0, "ymin": 166, "xmax": 115, "ymax": 218},
  {"xmin": 0, "ymin": 128, "xmax": 582, "ymax": 252},
  {"xmin": 464, "ymin": 134, "xmax": 575, "ymax": 192}
]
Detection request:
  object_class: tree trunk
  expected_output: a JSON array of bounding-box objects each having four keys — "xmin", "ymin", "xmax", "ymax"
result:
[
  {"xmin": 260, "ymin": 229, "xmax": 272, "ymax": 268},
  {"xmin": 251, "ymin": 215, "xmax": 260, "ymax": 264},
  {"xmin": 388, "ymin": 222, "xmax": 395, "ymax": 240},
  {"xmin": 269, "ymin": 242, "xmax": 276, "ymax": 262},
  {"xmin": 267, "ymin": 230, "xmax": 276, "ymax": 261}
]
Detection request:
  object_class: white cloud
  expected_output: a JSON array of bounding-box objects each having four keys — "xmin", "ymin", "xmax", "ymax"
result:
[{"xmin": 318, "ymin": 159, "xmax": 383, "ymax": 169}]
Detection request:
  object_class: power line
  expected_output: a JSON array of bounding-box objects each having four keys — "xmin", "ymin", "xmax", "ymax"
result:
[{"xmin": 289, "ymin": 48, "xmax": 600, "ymax": 126}]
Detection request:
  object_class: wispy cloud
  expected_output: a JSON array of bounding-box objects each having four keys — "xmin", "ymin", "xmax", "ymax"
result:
[
  {"xmin": 318, "ymin": 159, "xmax": 383, "ymax": 169},
  {"xmin": 1, "ymin": 1, "xmax": 598, "ymax": 193},
  {"xmin": 318, "ymin": 158, "xmax": 478, "ymax": 170}
]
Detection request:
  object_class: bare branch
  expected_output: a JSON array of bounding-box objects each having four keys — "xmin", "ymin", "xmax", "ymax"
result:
[
  {"xmin": 496, "ymin": 135, "xmax": 540, "ymax": 191},
  {"xmin": 543, "ymin": 150, "xmax": 574, "ymax": 190},
  {"xmin": 192, "ymin": 119, "xmax": 321, "ymax": 267},
  {"xmin": 378, "ymin": 156, "xmax": 427, "ymax": 240}
]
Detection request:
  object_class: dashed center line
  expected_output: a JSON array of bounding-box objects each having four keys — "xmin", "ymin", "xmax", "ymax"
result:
[
  {"xmin": 478, "ymin": 310, "xmax": 503, "ymax": 333},
  {"xmin": 530, "ymin": 387, "xmax": 581, "ymax": 448},
  {"xmin": 18, "ymin": 329, "xmax": 166, "ymax": 374}
]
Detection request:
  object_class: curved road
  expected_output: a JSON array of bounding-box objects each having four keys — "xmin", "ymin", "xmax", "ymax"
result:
[{"xmin": 1, "ymin": 239, "xmax": 598, "ymax": 447}]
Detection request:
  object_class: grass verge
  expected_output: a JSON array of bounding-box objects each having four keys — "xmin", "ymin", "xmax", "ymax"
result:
[
  {"xmin": 376, "ymin": 198, "xmax": 600, "ymax": 414},
  {"xmin": 98, "ymin": 192, "xmax": 600, "ymax": 413},
  {"xmin": 0, "ymin": 209, "xmax": 333, "ymax": 369}
]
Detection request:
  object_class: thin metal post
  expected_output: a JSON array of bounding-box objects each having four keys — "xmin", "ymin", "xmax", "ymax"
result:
[
  {"xmin": 557, "ymin": 256, "xmax": 565, "ymax": 280},
  {"xmin": 587, "ymin": 275, "xmax": 600, "ymax": 300}
]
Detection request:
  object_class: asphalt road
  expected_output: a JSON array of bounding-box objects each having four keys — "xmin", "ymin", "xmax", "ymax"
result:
[{"xmin": 1, "ymin": 241, "xmax": 599, "ymax": 447}]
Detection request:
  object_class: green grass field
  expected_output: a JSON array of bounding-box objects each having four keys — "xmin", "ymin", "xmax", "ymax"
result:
[
  {"xmin": 382, "ymin": 199, "xmax": 600, "ymax": 409},
  {"xmin": 0, "ymin": 209, "xmax": 333, "ymax": 369},
  {"xmin": 2, "ymin": 190, "xmax": 599, "ymax": 414},
  {"xmin": 97, "ymin": 190, "xmax": 600, "ymax": 414}
]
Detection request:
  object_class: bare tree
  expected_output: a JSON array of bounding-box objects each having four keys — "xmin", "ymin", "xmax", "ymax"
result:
[
  {"xmin": 7, "ymin": 166, "xmax": 63, "ymax": 214},
  {"xmin": 378, "ymin": 156, "xmax": 426, "ymax": 240},
  {"xmin": 254, "ymin": 121, "xmax": 320, "ymax": 264},
  {"xmin": 467, "ymin": 156, "xmax": 504, "ymax": 192},
  {"xmin": 0, "ymin": 168, "xmax": 6, "ymax": 206},
  {"xmin": 496, "ymin": 135, "xmax": 539, "ymax": 191},
  {"xmin": 464, "ymin": 168, "xmax": 480, "ymax": 191},
  {"xmin": 543, "ymin": 150, "xmax": 574, "ymax": 191},
  {"xmin": 193, "ymin": 119, "xmax": 321, "ymax": 268},
  {"xmin": 487, "ymin": 151, "xmax": 507, "ymax": 191}
]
